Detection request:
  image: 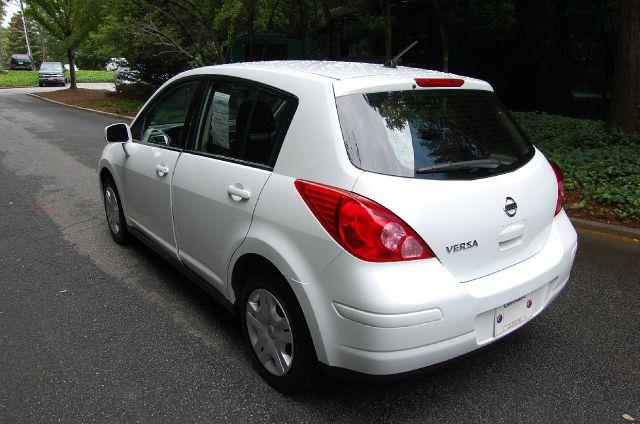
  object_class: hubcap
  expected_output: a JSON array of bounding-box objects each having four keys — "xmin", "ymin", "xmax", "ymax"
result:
[
  {"xmin": 104, "ymin": 186, "xmax": 120, "ymax": 235},
  {"xmin": 245, "ymin": 288, "xmax": 293, "ymax": 376}
]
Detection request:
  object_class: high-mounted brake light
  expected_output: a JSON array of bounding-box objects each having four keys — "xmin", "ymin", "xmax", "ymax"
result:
[
  {"xmin": 294, "ymin": 180, "xmax": 435, "ymax": 262},
  {"xmin": 414, "ymin": 78, "xmax": 464, "ymax": 88},
  {"xmin": 549, "ymin": 160, "xmax": 565, "ymax": 216}
]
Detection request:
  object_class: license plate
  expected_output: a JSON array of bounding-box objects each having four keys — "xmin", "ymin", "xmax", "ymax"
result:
[
  {"xmin": 494, "ymin": 292, "xmax": 534, "ymax": 337},
  {"xmin": 18, "ymin": 61, "xmax": 24, "ymax": 65}
]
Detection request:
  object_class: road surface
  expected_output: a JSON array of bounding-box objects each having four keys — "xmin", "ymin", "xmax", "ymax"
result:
[{"xmin": 0, "ymin": 88, "xmax": 638, "ymax": 423}]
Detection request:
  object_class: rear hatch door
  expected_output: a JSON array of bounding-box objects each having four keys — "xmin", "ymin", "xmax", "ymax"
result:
[{"xmin": 336, "ymin": 87, "xmax": 558, "ymax": 282}]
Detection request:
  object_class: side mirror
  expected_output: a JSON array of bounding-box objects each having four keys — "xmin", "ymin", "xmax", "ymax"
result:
[{"xmin": 105, "ymin": 123, "xmax": 132, "ymax": 143}]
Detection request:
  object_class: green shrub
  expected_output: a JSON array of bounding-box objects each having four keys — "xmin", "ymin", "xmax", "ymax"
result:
[{"xmin": 513, "ymin": 112, "xmax": 640, "ymax": 220}]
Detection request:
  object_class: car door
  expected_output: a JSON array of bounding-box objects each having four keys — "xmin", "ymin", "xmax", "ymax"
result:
[
  {"xmin": 121, "ymin": 79, "xmax": 200, "ymax": 254},
  {"xmin": 171, "ymin": 78, "xmax": 297, "ymax": 292}
]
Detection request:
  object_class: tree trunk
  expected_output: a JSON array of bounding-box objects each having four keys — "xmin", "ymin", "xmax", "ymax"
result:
[
  {"xmin": 382, "ymin": 0, "xmax": 392, "ymax": 61},
  {"xmin": 39, "ymin": 28, "xmax": 46, "ymax": 63},
  {"xmin": 608, "ymin": 0, "xmax": 640, "ymax": 132},
  {"xmin": 260, "ymin": 0, "xmax": 281, "ymax": 60},
  {"xmin": 434, "ymin": 0, "xmax": 449, "ymax": 72},
  {"xmin": 247, "ymin": 0, "xmax": 254, "ymax": 61},
  {"xmin": 323, "ymin": 0, "xmax": 335, "ymax": 59},
  {"xmin": 0, "ymin": 29, "xmax": 4, "ymax": 71},
  {"xmin": 67, "ymin": 48, "xmax": 77, "ymax": 89},
  {"xmin": 296, "ymin": 0, "xmax": 309, "ymax": 58}
]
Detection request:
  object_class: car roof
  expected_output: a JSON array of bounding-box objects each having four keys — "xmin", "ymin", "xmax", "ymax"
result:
[
  {"xmin": 12, "ymin": 54, "xmax": 30, "ymax": 58},
  {"xmin": 165, "ymin": 60, "xmax": 492, "ymax": 103},
  {"xmin": 191, "ymin": 60, "xmax": 474, "ymax": 81}
]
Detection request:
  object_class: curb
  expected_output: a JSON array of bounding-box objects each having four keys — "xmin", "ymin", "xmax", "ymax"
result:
[
  {"xmin": 0, "ymin": 85, "xmax": 37, "ymax": 89},
  {"xmin": 28, "ymin": 93, "xmax": 135, "ymax": 121},
  {"xmin": 570, "ymin": 217, "xmax": 640, "ymax": 240}
]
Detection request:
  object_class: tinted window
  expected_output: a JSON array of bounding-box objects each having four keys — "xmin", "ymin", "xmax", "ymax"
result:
[
  {"xmin": 139, "ymin": 82, "xmax": 197, "ymax": 147},
  {"xmin": 336, "ymin": 90, "xmax": 534, "ymax": 180},
  {"xmin": 40, "ymin": 63, "xmax": 63, "ymax": 72},
  {"xmin": 197, "ymin": 82, "xmax": 255, "ymax": 159},
  {"xmin": 196, "ymin": 82, "xmax": 292, "ymax": 166}
]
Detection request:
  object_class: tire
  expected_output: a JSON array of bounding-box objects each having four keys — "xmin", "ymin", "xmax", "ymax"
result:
[
  {"xmin": 102, "ymin": 178, "xmax": 131, "ymax": 245},
  {"xmin": 38, "ymin": 82, "xmax": 43, "ymax": 87},
  {"xmin": 240, "ymin": 270, "xmax": 317, "ymax": 393}
]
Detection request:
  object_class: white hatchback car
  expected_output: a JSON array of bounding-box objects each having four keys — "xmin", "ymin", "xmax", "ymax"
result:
[{"xmin": 99, "ymin": 61, "xmax": 578, "ymax": 392}]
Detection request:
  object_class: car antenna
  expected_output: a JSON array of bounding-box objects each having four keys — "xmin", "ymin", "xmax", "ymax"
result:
[{"xmin": 384, "ymin": 40, "xmax": 418, "ymax": 68}]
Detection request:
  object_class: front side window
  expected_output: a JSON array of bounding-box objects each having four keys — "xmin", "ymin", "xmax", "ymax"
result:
[
  {"xmin": 138, "ymin": 81, "xmax": 198, "ymax": 147},
  {"xmin": 196, "ymin": 81, "xmax": 293, "ymax": 166},
  {"xmin": 336, "ymin": 89, "xmax": 534, "ymax": 180}
]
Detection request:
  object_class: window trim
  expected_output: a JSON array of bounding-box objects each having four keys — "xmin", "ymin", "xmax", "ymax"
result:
[
  {"xmin": 185, "ymin": 75, "xmax": 299, "ymax": 170},
  {"xmin": 131, "ymin": 76, "xmax": 205, "ymax": 151}
]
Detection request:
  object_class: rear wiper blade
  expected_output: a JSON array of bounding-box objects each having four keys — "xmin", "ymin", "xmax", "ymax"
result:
[{"xmin": 416, "ymin": 159, "xmax": 501, "ymax": 174}]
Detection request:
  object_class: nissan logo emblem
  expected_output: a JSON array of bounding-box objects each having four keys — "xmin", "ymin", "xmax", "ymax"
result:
[{"xmin": 504, "ymin": 197, "xmax": 517, "ymax": 217}]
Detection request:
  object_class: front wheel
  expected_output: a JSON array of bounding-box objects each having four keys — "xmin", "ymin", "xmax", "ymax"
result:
[
  {"xmin": 102, "ymin": 178, "xmax": 131, "ymax": 244},
  {"xmin": 240, "ymin": 271, "xmax": 317, "ymax": 393}
]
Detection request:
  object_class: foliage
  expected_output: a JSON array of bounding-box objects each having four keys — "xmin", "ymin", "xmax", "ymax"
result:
[
  {"xmin": 0, "ymin": 70, "xmax": 115, "ymax": 87},
  {"xmin": 0, "ymin": 69, "xmax": 37, "ymax": 86},
  {"xmin": 513, "ymin": 111, "xmax": 640, "ymax": 220},
  {"xmin": 24, "ymin": 0, "xmax": 105, "ymax": 88}
]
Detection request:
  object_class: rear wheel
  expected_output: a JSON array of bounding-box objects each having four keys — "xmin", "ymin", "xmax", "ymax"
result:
[
  {"xmin": 240, "ymin": 270, "xmax": 317, "ymax": 393},
  {"xmin": 102, "ymin": 178, "xmax": 131, "ymax": 244}
]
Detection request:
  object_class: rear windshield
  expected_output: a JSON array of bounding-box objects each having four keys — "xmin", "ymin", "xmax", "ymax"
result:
[{"xmin": 336, "ymin": 89, "xmax": 534, "ymax": 180}]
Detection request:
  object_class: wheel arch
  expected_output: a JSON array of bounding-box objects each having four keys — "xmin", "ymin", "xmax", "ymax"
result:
[
  {"xmin": 228, "ymin": 242, "xmax": 329, "ymax": 362},
  {"xmin": 98, "ymin": 160, "xmax": 130, "ymax": 221}
]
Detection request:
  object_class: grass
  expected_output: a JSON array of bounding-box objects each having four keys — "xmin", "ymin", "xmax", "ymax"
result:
[
  {"xmin": 76, "ymin": 98, "xmax": 143, "ymax": 116},
  {"xmin": 0, "ymin": 70, "xmax": 115, "ymax": 87},
  {"xmin": 513, "ymin": 112, "xmax": 640, "ymax": 223}
]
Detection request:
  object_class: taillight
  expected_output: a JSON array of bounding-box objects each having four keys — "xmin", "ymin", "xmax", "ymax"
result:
[
  {"xmin": 414, "ymin": 78, "xmax": 464, "ymax": 87},
  {"xmin": 549, "ymin": 160, "xmax": 565, "ymax": 216},
  {"xmin": 294, "ymin": 180, "xmax": 435, "ymax": 262}
]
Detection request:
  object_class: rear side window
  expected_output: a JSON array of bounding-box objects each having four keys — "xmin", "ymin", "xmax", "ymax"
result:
[
  {"xmin": 336, "ymin": 90, "xmax": 534, "ymax": 180},
  {"xmin": 195, "ymin": 80, "xmax": 295, "ymax": 167}
]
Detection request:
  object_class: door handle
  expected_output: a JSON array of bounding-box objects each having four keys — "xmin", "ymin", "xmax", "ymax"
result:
[
  {"xmin": 155, "ymin": 164, "xmax": 170, "ymax": 177},
  {"xmin": 227, "ymin": 185, "xmax": 251, "ymax": 201}
]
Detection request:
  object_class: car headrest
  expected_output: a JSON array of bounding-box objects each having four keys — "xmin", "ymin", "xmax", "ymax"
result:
[{"xmin": 237, "ymin": 100, "xmax": 276, "ymax": 135}]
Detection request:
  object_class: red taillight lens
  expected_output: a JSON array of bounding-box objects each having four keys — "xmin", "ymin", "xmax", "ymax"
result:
[
  {"xmin": 414, "ymin": 78, "xmax": 464, "ymax": 88},
  {"xmin": 294, "ymin": 180, "xmax": 435, "ymax": 262},
  {"xmin": 549, "ymin": 160, "xmax": 565, "ymax": 216}
]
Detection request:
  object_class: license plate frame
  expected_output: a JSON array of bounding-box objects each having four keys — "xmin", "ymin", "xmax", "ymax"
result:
[{"xmin": 494, "ymin": 292, "xmax": 534, "ymax": 337}]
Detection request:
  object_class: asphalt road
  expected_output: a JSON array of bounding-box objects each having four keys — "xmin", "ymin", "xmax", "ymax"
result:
[{"xmin": 1, "ymin": 87, "xmax": 639, "ymax": 424}]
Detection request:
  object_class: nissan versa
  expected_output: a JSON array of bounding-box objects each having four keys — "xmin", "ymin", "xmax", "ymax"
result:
[{"xmin": 99, "ymin": 61, "xmax": 578, "ymax": 392}]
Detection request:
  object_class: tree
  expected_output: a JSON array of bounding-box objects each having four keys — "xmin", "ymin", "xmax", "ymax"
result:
[
  {"xmin": 433, "ymin": 0, "xmax": 515, "ymax": 72},
  {"xmin": 608, "ymin": 0, "xmax": 640, "ymax": 133},
  {"xmin": 5, "ymin": 12, "xmax": 48, "ymax": 65},
  {"xmin": 0, "ymin": 1, "xmax": 6, "ymax": 69},
  {"xmin": 24, "ymin": 0, "xmax": 103, "ymax": 88}
]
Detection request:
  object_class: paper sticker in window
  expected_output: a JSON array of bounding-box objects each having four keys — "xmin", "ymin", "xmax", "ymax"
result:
[{"xmin": 211, "ymin": 91, "xmax": 231, "ymax": 149}]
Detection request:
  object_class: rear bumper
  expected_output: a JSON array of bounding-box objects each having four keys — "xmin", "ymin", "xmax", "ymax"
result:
[{"xmin": 290, "ymin": 211, "xmax": 578, "ymax": 376}]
